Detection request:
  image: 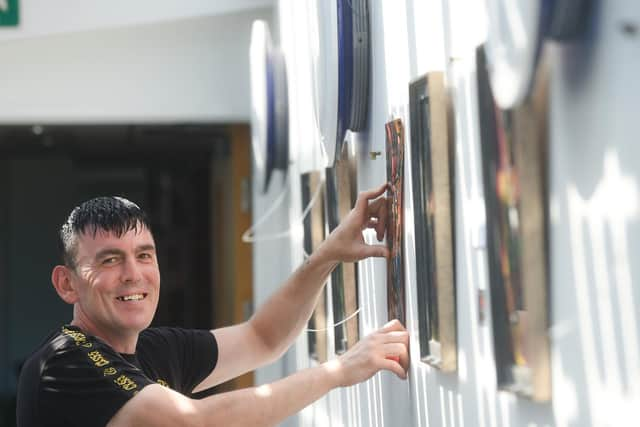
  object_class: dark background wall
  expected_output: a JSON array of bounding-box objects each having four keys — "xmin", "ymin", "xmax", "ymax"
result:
[{"xmin": 0, "ymin": 125, "xmax": 229, "ymax": 426}]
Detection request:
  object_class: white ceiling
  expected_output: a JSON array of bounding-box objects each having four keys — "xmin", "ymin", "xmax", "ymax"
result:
[{"xmin": 0, "ymin": 0, "xmax": 275, "ymax": 41}]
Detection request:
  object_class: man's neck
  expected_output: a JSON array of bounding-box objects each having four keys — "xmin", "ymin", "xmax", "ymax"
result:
[{"xmin": 70, "ymin": 317, "xmax": 139, "ymax": 354}]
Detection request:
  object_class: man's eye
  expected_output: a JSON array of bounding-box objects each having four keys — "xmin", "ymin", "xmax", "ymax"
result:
[
  {"xmin": 102, "ymin": 257, "xmax": 118, "ymax": 265},
  {"xmin": 138, "ymin": 253, "xmax": 152, "ymax": 260}
]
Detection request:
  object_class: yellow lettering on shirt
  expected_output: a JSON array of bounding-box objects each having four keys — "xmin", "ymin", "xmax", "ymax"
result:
[
  {"xmin": 114, "ymin": 375, "xmax": 138, "ymax": 391},
  {"xmin": 61, "ymin": 326, "xmax": 89, "ymax": 347},
  {"xmin": 87, "ymin": 350, "xmax": 110, "ymax": 367}
]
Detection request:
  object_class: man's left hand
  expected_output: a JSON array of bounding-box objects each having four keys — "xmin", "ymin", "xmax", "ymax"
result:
[{"xmin": 318, "ymin": 182, "xmax": 390, "ymax": 263}]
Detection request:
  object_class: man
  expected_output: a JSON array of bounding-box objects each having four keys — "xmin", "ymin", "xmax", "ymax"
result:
[{"xmin": 17, "ymin": 183, "xmax": 409, "ymax": 427}]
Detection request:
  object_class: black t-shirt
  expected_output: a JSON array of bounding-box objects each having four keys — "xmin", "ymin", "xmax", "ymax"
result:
[{"xmin": 16, "ymin": 325, "xmax": 218, "ymax": 427}]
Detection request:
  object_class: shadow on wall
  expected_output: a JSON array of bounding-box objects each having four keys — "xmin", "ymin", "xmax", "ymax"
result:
[{"xmin": 558, "ymin": 150, "xmax": 640, "ymax": 426}]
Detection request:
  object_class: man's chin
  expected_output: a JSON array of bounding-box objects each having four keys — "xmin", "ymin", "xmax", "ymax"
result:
[{"xmin": 117, "ymin": 317, "xmax": 153, "ymax": 334}]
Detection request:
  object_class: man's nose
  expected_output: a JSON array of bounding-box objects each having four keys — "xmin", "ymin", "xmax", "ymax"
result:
[{"xmin": 121, "ymin": 257, "xmax": 142, "ymax": 284}]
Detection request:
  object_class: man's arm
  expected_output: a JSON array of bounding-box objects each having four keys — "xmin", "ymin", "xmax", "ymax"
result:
[
  {"xmin": 194, "ymin": 183, "xmax": 390, "ymax": 391},
  {"xmin": 108, "ymin": 320, "xmax": 409, "ymax": 427}
]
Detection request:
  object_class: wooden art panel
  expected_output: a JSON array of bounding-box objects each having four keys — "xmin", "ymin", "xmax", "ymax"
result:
[
  {"xmin": 326, "ymin": 144, "xmax": 359, "ymax": 353},
  {"xmin": 409, "ymin": 72, "xmax": 457, "ymax": 372},
  {"xmin": 476, "ymin": 45, "xmax": 551, "ymax": 401},
  {"xmin": 301, "ymin": 171, "xmax": 328, "ymax": 362}
]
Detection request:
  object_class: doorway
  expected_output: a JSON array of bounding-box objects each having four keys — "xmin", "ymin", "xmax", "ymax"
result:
[{"xmin": 0, "ymin": 124, "xmax": 254, "ymax": 415}]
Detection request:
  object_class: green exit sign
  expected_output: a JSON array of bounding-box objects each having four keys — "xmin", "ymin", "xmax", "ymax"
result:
[{"xmin": 0, "ymin": 0, "xmax": 19, "ymax": 27}]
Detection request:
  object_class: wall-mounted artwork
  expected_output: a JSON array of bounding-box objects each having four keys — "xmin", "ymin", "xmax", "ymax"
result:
[
  {"xmin": 476, "ymin": 45, "xmax": 551, "ymax": 401},
  {"xmin": 325, "ymin": 143, "xmax": 359, "ymax": 353},
  {"xmin": 310, "ymin": 0, "xmax": 371, "ymax": 167},
  {"xmin": 385, "ymin": 119, "xmax": 406, "ymax": 326},
  {"xmin": 409, "ymin": 72, "xmax": 457, "ymax": 372},
  {"xmin": 335, "ymin": 0, "xmax": 371, "ymax": 158},
  {"xmin": 250, "ymin": 20, "xmax": 289, "ymax": 192},
  {"xmin": 301, "ymin": 171, "xmax": 328, "ymax": 362}
]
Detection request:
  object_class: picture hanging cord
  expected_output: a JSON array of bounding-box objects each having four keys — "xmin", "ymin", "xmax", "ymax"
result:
[
  {"xmin": 241, "ymin": 173, "xmax": 325, "ymax": 243},
  {"xmin": 306, "ymin": 3, "xmax": 333, "ymax": 169},
  {"xmin": 305, "ymin": 307, "xmax": 361, "ymax": 332}
]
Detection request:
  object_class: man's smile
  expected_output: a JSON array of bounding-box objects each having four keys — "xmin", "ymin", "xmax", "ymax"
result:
[{"xmin": 116, "ymin": 293, "xmax": 148, "ymax": 302}]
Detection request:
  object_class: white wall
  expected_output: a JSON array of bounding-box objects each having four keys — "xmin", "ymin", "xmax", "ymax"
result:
[
  {"xmin": 548, "ymin": 2, "xmax": 640, "ymax": 425},
  {"xmin": 251, "ymin": 0, "xmax": 640, "ymax": 426},
  {"xmin": 0, "ymin": 7, "xmax": 273, "ymax": 123},
  {"xmin": 0, "ymin": 0, "xmax": 274, "ymax": 41}
]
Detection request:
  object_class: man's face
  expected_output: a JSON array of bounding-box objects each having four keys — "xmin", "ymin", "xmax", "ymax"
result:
[{"xmin": 70, "ymin": 226, "xmax": 160, "ymax": 338}]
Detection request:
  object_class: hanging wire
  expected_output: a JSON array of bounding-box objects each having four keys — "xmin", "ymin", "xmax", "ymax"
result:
[
  {"xmin": 242, "ymin": 173, "xmax": 325, "ymax": 243},
  {"xmin": 307, "ymin": 0, "xmax": 332, "ymax": 168},
  {"xmin": 240, "ymin": 1, "xmax": 371, "ymax": 338},
  {"xmin": 305, "ymin": 308, "xmax": 361, "ymax": 332}
]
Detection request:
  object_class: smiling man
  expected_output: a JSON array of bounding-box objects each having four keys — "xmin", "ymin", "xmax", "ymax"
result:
[{"xmin": 16, "ymin": 187, "xmax": 409, "ymax": 427}]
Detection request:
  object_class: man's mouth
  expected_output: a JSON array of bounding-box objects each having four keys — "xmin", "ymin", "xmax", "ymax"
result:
[{"xmin": 116, "ymin": 293, "xmax": 148, "ymax": 302}]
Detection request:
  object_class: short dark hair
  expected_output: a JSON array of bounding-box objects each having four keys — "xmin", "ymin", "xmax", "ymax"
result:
[{"xmin": 60, "ymin": 196, "xmax": 152, "ymax": 268}]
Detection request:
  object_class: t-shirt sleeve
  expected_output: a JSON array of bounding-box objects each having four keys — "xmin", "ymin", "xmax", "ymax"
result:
[
  {"xmin": 138, "ymin": 327, "xmax": 218, "ymax": 394},
  {"xmin": 40, "ymin": 339, "xmax": 155, "ymax": 427}
]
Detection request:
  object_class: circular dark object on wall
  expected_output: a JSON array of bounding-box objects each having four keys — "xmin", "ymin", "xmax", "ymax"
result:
[
  {"xmin": 250, "ymin": 21, "xmax": 289, "ymax": 194},
  {"xmin": 265, "ymin": 48, "xmax": 289, "ymax": 193},
  {"xmin": 335, "ymin": 0, "xmax": 370, "ymax": 160},
  {"xmin": 546, "ymin": 0, "xmax": 592, "ymax": 41}
]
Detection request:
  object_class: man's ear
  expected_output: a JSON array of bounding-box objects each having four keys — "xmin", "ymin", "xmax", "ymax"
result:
[{"xmin": 52, "ymin": 265, "xmax": 79, "ymax": 304}]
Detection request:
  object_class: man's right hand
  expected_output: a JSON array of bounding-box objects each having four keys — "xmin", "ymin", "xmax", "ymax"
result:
[
  {"xmin": 324, "ymin": 319, "xmax": 409, "ymax": 387},
  {"xmin": 108, "ymin": 320, "xmax": 409, "ymax": 427}
]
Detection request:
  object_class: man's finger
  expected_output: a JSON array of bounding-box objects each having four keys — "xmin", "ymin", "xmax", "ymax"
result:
[
  {"xmin": 366, "ymin": 197, "xmax": 387, "ymax": 216},
  {"xmin": 382, "ymin": 341, "xmax": 409, "ymax": 372},
  {"xmin": 384, "ymin": 342, "xmax": 408, "ymax": 358},
  {"xmin": 381, "ymin": 330, "xmax": 410, "ymax": 344},
  {"xmin": 385, "ymin": 355, "xmax": 400, "ymax": 363},
  {"xmin": 381, "ymin": 318, "xmax": 405, "ymax": 332},
  {"xmin": 383, "ymin": 339, "xmax": 409, "ymax": 368},
  {"xmin": 359, "ymin": 244, "xmax": 389, "ymax": 259},
  {"xmin": 356, "ymin": 183, "xmax": 388, "ymax": 210},
  {"xmin": 366, "ymin": 218, "xmax": 379, "ymax": 229},
  {"xmin": 381, "ymin": 358, "xmax": 407, "ymax": 379},
  {"xmin": 374, "ymin": 201, "xmax": 387, "ymax": 241}
]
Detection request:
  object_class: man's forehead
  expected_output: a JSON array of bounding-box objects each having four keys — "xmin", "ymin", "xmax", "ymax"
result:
[{"xmin": 76, "ymin": 227, "xmax": 155, "ymax": 248}]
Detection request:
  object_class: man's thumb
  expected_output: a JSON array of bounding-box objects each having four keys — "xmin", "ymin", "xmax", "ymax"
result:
[{"xmin": 360, "ymin": 244, "xmax": 389, "ymax": 259}]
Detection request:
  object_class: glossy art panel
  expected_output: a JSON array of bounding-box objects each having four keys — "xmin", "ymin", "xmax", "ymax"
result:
[{"xmin": 385, "ymin": 119, "xmax": 406, "ymax": 325}]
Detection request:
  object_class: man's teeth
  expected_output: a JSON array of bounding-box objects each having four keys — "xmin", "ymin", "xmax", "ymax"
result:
[{"xmin": 118, "ymin": 294, "xmax": 145, "ymax": 301}]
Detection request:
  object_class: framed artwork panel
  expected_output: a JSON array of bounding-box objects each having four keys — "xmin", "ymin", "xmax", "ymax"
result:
[
  {"xmin": 476, "ymin": 45, "xmax": 551, "ymax": 401},
  {"xmin": 409, "ymin": 72, "xmax": 457, "ymax": 371},
  {"xmin": 301, "ymin": 171, "xmax": 328, "ymax": 362},
  {"xmin": 385, "ymin": 119, "xmax": 406, "ymax": 325},
  {"xmin": 326, "ymin": 143, "xmax": 359, "ymax": 354}
]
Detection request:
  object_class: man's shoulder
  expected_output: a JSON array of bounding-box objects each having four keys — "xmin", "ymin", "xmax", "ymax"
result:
[
  {"xmin": 22, "ymin": 326, "xmax": 83, "ymax": 366},
  {"xmin": 17, "ymin": 325, "xmax": 113, "ymax": 427},
  {"xmin": 138, "ymin": 326, "xmax": 196, "ymax": 344},
  {"xmin": 21, "ymin": 325, "xmax": 118, "ymax": 377},
  {"xmin": 17, "ymin": 326, "xmax": 157, "ymax": 427},
  {"xmin": 138, "ymin": 326, "xmax": 215, "ymax": 348}
]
